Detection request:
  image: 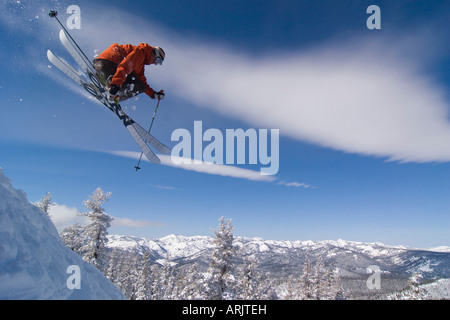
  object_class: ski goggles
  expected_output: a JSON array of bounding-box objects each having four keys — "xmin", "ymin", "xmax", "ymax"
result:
[{"xmin": 154, "ymin": 48, "xmax": 163, "ymax": 65}]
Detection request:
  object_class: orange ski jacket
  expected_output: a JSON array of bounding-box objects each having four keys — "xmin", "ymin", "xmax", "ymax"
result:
[{"xmin": 96, "ymin": 43, "xmax": 156, "ymax": 98}]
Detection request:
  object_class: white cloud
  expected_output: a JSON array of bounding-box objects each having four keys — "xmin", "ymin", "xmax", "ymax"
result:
[
  {"xmin": 111, "ymin": 217, "xmax": 163, "ymax": 228},
  {"xmin": 48, "ymin": 203, "xmax": 87, "ymax": 231},
  {"xmin": 160, "ymin": 155, "xmax": 277, "ymax": 182},
  {"xmin": 150, "ymin": 184, "xmax": 176, "ymax": 190},
  {"xmin": 49, "ymin": 203, "xmax": 162, "ymax": 231},
  {"xmin": 107, "ymin": 150, "xmax": 276, "ymax": 183},
  {"xmin": 161, "ymin": 39, "xmax": 450, "ymax": 163},
  {"xmin": 105, "ymin": 150, "xmax": 316, "ymax": 189},
  {"xmin": 278, "ymin": 181, "xmax": 315, "ymax": 189}
]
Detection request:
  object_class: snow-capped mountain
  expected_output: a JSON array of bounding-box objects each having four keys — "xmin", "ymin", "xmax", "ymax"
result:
[
  {"xmin": 107, "ymin": 233, "xmax": 450, "ymax": 298},
  {"xmin": 0, "ymin": 168, "xmax": 124, "ymax": 300}
]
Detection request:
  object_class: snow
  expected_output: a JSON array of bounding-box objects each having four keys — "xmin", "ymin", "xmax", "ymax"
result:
[
  {"xmin": 423, "ymin": 279, "xmax": 450, "ymax": 299},
  {"xmin": 0, "ymin": 168, "xmax": 124, "ymax": 300},
  {"xmin": 417, "ymin": 261, "xmax": 434, "ymax": 273},
  {"xmin": 107, "ymin": 234, "xmax": 214, "ymax": 260},
  {"xmin": 425, "ymin": 246, "xmax": 450, "ymax": 253}
]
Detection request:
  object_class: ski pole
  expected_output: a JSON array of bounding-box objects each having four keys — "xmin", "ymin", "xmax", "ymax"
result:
[
  {"xmin": 49, "ymin": 11, "xmax": 95, "ymax": 73},
  {"xmin": 135, "ymin": 92, "xmax": 164, "ymax": 171}
]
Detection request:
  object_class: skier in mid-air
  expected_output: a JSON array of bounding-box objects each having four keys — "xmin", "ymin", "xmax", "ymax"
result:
[
  {"xmin": 47, "ymin": 10, "xmax": 171, "ymax": 165},
  {"xmin": 93, "ymin": 43, "xmax": 165, "ymax": 102}
]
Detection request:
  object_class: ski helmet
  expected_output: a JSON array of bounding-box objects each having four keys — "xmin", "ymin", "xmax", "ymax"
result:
[{"xmin": 154, "ymin": 47, "xmax": 165, "ymax": 65}]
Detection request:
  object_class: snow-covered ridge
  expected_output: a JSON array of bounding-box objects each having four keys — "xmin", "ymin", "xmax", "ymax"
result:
[
  {"xmin": 107, "ymin": 233, "xmax": 450, "ymax": 281},
  {"xmin": 106, "ymin": 233, "xmax": 450, "ymax": 298},
  {"xmin": 108, "ymin": 233, "xmax": 436, "ymax": 260},
  {"xmin": 424, "ymin": 246, "xmax": 450, "ymax": 253},
  {"xmin": 0, "ymin": 168, "xmax": 124, "ymax": 300},
  {"xmin": 108, "ymin": 234, "xmax": 214, "ymax": 260}
]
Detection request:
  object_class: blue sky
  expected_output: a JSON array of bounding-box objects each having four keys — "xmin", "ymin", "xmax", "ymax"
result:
[{"xmin": 0, "ymin": 0, "xmax": 449, "ymax": 248}]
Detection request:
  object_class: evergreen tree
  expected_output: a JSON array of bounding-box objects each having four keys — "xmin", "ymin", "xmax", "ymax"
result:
[
  {"xmin": 176, "ymin": 263, "xmax": 206, "ymax": 300},
  {"xmin": 236, "ymin": 255, "xmax": 258, "ymax": 299},
  {"xmin": 284, "ymin": 274, "xmax": 301, "ymax": 300},
  {"xmin": 104, "ymin": 247, "xmax": 121, "ymax": 283},
  {"xmin": 286, "ymin": 254, "xmax": 343, "ymax": 300},
  {"xmin": 36, "ymin": 192, "xmax": 54, "ymax": 218},
  {"xmin": 149, "ymin": 260, "xmax": 176, "ymax": 300},
  {"xmin": 389, "ymin": 273, "xmax": 427, "ymax": 300},
  {"xmin": 298, "ymin": 254, "xmax": 315, "ymax": 299},
  {"xmin": 311, "ymin": 255, "xmax": 342, "ymax": 300},
  {"xmin": 60, "ymin": 223, "xmax": 84, "ymax": 254},
  {"xmin": 80, "ymin": 187, "xmax": 112, "ymax": 272},
  {"xmin": 135, "ymin": 251, "xmax": 152, "ymax": 300},
  {"xmin": 149, "ymin": 264, "xmax": 163, "ymax": 300},
  {"xmin": 206, "ymin": 216, "xmax": 236, "ymax": 300},
  {"xmin": 160, "ymin": 260, "xmax": 176, "ymax": 300},
  {"xmin": 235, "ymin": 254, "xmax": 275, "ymax": 299}
]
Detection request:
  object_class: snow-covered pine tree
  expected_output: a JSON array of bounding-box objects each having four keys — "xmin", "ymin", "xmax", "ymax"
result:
[
  {"xmin": 297, "ymin": 254, "xmax": 315, "ymax": 299},
  {"xmin": 149, "ymin": 260, "xmax": 177, "ymax": 300},
  {"xmin": 388, "ymin": 273, "xmax": 426, "ymax": 300},
  {"xmin": 161, "ymin": 260, "xmax": 177, "ymax": 300},
  {"xmin": 176, "ymin": 263, "xmax": 206, "ymax": 300},
  {"xmin": 296, "ymin": 254, "xmax": 342, "ymax": 300},
  {"xmin": 134, "ymin": 251, "xmax": 152, "ymax": 300},
  {"xmin": 79, "ymin": 187, "xmax": 112, "ymax": 272},
  {"xmin": 235, "ymin": 254, "xmax": 275, "ymax": 299},
  {"xmin": 126, "ymin": 253, "xmax": 146, "ymax": 300},
  {"xmin": 36, "ymin": 192, "xmax": 54, "ymax": 218},
  {"xmin": 206, "ymin": 216, "xmax": 236, "ymax": 300},
  {"xmin": 235, "ymin": 255, "xmax": 258, "ymax": 299},
  {"xmin": 60, "ymin": 223, "xmax": 85, "ymax": 254},
  {"xmin": 104, "ymin": 247, "xmax": 122, "ymax": 283},
  {"xmin": 149, "ymin": 264, "xmax": 163, "ymax": 300},
  {"xmin": 312, "ymin": 255, "xmax": 342, "ymax": 300},
  {"xmin": 105, "ymin": 250, "xmax": 133, "ymax": 299},
  {"xmin": 284, "ymin": 274, "xmax": 301, "ymax": 300}
]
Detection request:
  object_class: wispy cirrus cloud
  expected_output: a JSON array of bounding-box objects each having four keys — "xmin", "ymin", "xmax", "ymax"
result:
[
  {"xmin": 277, "ymin": 181, "xmax": 315, "ymax": 189},
  {"xmin": 105, "ymin": 150, "xmax": 312, "ymax": 188},
  {"xmin": 111, "ymin": 217, "xmax": 163, "ymax": 228},
  {"xmin": 161, "ymin": 38, "xmax": 450, "ymax": 163},
  {"xmin": 149, "ymin": 184, "xmax": 176, "ymax": 190},
  {"xmin": 108, "ymin": 150, "xmax": 276, "ymax": 182}
]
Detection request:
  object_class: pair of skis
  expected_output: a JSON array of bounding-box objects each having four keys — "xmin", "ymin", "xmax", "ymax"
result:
[{"xmin": 46, "ymin": 13, "xmax": 170, "ymax": 166}]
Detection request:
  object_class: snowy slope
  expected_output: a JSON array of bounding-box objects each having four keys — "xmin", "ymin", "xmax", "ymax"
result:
[{"xmin": 0, "ymin": 168, "xmax": 124, "ymax": 300}]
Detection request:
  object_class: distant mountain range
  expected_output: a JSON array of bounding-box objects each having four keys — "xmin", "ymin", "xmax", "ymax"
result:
[{"xmin": 107, "ymin": 234, "xmax": 450, "ymax": 298}]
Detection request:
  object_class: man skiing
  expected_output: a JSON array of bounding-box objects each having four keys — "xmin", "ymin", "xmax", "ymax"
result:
[{"xmin": 93, "ymin": 43, "xmax": 165, "ymax": 102}]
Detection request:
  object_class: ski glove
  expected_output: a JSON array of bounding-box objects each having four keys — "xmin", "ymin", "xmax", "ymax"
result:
[
  {"xmin": 109, "ymin": 84, "xmax": 120, "ymax": 96},
  {"xmin": 154, "ymin": 90, "xmax": 165, "ymax": 100}
]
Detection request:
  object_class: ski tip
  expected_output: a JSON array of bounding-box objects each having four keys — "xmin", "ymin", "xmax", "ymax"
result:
[
  {"xmin": 59, "ymin": 28, "xmax": 65, "ymax": 41},
  {"xmin": 161, "ymin": 146, "xmax": 171, "ymax": 154},
  {"xmin": 151, "ymin": 156, "xmax": 162, "ymax": 165}
]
